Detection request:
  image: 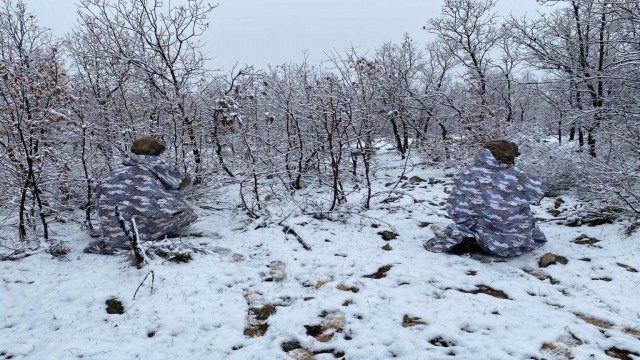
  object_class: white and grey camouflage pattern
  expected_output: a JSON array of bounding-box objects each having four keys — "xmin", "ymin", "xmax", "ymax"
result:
[
  {"xmin": 84, "ymin": 155, "xmax": 197, "ymax": 254},
  {"xmin": 423, "ymin": 149, "xmax": 546, "ymax": 257}
]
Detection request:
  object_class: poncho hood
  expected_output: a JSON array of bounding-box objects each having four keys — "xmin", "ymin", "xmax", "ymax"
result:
[
  {"xmin": 122, "ymin": 154, "xmax": 161, "ymax": 167},
  {"xmin": 474, "ymin": 149, "xmax": 511, "ymax": 171}
]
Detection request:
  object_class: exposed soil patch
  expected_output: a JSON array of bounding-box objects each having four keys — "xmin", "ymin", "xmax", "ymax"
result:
[
  {"xmin": 591, "ymin": 277, "xmax": 612, "ymax": 282},
  {"xmin": 541, "ymin": 342, "xmax": 572, "ymax": 360},
  {"xmin": 458, "ymin": 285, "xmax": 510, "ymax": 300},
  {"xmin": 622, "ymin": 327, "xmax": 640, "ymax": 339},
  {"xmin": 285, "ymin": 348, "xmax": 315, "ymax": 360},
  {"xmin": 523, "ymin": 268, "xmax": 560, "ymax": 285},
  {"xmin": 565, "ymin": 213, "xmax": 614, "ymax": 227},
  {"xmin": 428, "ymin": 337, "xmax": 455, "ymax": 347},
  {"xmin": 249, "ymin": 304, "xmax": 276, "ymax": 321},
  {"xmin": 624, "ymin": 220, "xmax": 640, "ymax": 236},
  {"xmin": 547, "ymin": 209, "xmax": 562, "ymax": 217},
  {"xmin": 105, "ymin": 298, "xmax": 124, "ymax": 315},
  {"xmin": 605, "ymin": 347, "xmax": 640, "ymax": 360},
  {"xmin": 577, "ymin": 315, "xmax": 614, "ymax": 329},
  {"xmin": 304, "ymin": 312, "xmax": 345, "ymax": 343},
  {"xmin": 281, "ymin": 339, "xmax": 302, "ymax": 352},
  {"xmin": 244, "ymin": 323, "xmax": 269, "ymax": 337},
  {"xmin": 153, "ymin": 249, "xmax": 193, "ymax": 263},
  {"xmin": 363, "ymin": 264, "xmax": 393, "ymax": 279}
]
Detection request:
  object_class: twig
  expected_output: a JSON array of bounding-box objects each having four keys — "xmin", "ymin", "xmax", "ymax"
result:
[
  {"xmin": 536, "ymin": 216, "xmax": 570, "ymax": 223},
  {"xmin": 371, "ymin": 188, "xmax": 445, "ymax": 216},
  {"xmin": 133, "ymin": 270, "xmax": 155, "ymax": 300}
]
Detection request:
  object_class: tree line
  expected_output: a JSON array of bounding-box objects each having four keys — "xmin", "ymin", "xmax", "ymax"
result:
[{"xmin": 0, "ymin": 0, "xmax": 638, "ymax": 247}]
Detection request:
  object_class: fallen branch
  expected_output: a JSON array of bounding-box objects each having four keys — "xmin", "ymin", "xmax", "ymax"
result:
[
  {"xmin": 115, "ymin": 206, "xmax": 148, "ymax": 269},
  {"xmin": 282, "ymin": 225, "xmax": 311, "ymax": 251}
]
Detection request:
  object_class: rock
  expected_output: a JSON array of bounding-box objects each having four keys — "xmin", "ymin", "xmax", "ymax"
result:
[
  {"xmin": 49, "ymin": 242, "xmax": 70, "ymax": 257},
  {"xmin": 430, "ymin": 224, "xmax": 446, "ymax": 238},
  {"xmin": 265, "ymin": 261, "xmax": 286, "ymax": 282},
  {"xmin": 336, "ymin": 284, "xmax": 359, "ymax": 293},
  {"xmin": 377, "ymin": 231, "xmax": 398, "ymax": 241},
  {"xmin": 402, "ymin": 314, "xmax": 427, "ymax": 327},
  {"xmin": 381, "ymin": 243, "xmax": 392, "ymax": 251},
  {"xmin": 554, "ymin": 198, "xmax": 565, "ymax": 209},
  {"xmin": 409, "ymin": 176, "xmax": 426, "ymax": 184},
  {"xmin": 538, "ymin": 253, "xmax": 568, "ymax": 267},
  {"xmin": 547, "ymin": 209, "xmax": 562, "ymax": 217}
]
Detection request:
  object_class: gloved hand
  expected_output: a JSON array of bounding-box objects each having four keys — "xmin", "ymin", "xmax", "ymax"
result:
[{"xmin": 178, "ymin": 174, "xmax": 191, "ymax": 190}]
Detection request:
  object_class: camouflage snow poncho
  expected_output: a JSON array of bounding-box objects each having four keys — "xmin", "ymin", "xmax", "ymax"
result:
[
  {"xmin": 84, "ymin": 155, "xmax": 197, "ymax": 254},
  {"xmin": 423, "ymin": 149, "xmax": 546, "ymax": 257}
]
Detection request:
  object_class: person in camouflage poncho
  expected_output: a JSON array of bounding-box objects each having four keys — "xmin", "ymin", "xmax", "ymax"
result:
[
  {"xmin": 84, "ymin": 137, "xmax": 197, "ymax": 254},
  {"xmin": 423, "ymin": 140, "xmax": 546, "ymax": 257}
]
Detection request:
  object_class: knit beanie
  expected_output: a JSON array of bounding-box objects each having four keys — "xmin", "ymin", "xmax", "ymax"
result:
[
  {"xmin": 484, "ymin": 140, "xmax": 520, "ymax": 165},
  {"xmin": 131, "ymin": 137, "xmax": 166, "ymax": 156}
]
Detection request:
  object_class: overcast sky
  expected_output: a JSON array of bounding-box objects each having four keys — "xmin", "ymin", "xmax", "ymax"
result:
[{"xmin": 23, "ymin": 0, "xmax": 549, "ymax": 71}]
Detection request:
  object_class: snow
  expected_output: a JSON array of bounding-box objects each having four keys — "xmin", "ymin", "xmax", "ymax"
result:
[{"xmin": 2, "ymin": 149, "xmax": 640, "ymax": 360}]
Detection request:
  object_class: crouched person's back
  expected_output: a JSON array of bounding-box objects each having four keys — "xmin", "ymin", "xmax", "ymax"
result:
[{"xmin": 84, "ymin": 137, "xmax": 197, "ymax": 254}]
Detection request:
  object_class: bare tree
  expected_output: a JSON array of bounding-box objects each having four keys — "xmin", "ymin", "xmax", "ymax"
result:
[
  {"xmin": 74, "ymin": 0, "xmax": 215, "ymax": 182},
  {"xmin": 0, "ymin": 0, "xmax": 70, "ymax": 241},
  {"xmin": 425, "ymin": 0, "xmax": 503, "ymax": 136}
]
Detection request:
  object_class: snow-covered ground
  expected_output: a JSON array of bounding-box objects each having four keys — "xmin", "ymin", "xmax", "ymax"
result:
[{"xmin": 2, "ymin": 148, "xmax": 640, "ymax": 360}]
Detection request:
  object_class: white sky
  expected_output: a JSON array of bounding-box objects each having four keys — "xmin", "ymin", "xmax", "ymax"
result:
[{"xmin": 23, "ymin": 0, "xmax": 549, "ymax": 71}]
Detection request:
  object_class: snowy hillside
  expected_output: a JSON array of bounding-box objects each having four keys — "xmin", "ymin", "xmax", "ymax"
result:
[{"xmin": 2, "ymin": 146, "xmax": 639, "ymax": 360}]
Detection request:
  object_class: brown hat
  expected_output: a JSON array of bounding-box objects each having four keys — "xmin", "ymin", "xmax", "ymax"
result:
[
  {"xmin": 131, "ymin": 137, "xmax": 166, "ymax": 156},
  {"xmin": 484, "ymin": 140, "xmax": 520, "ymax": 165}
]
